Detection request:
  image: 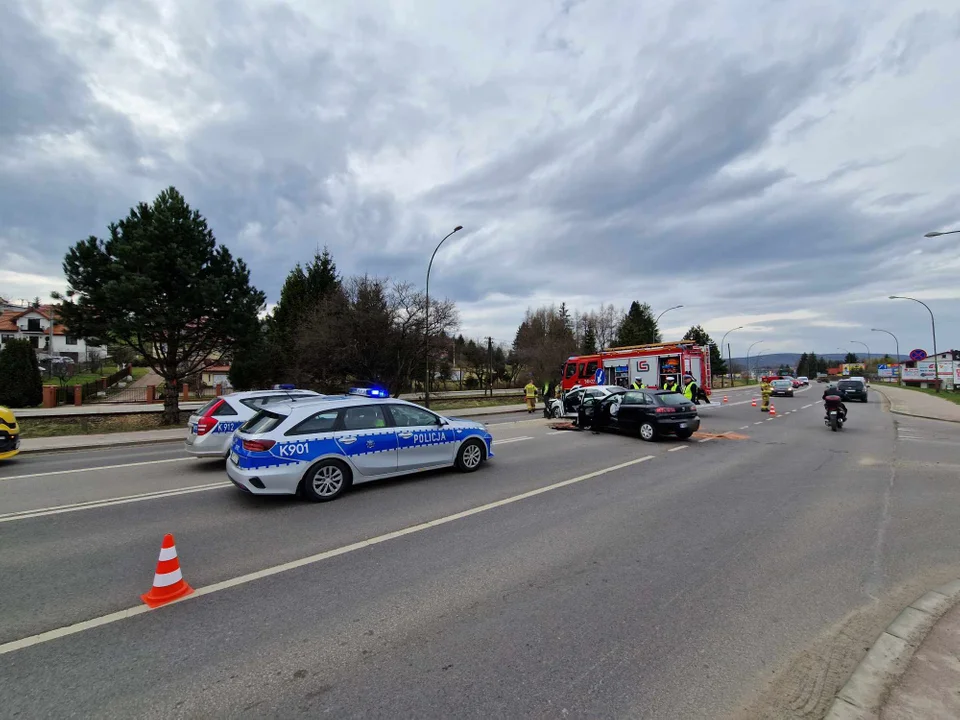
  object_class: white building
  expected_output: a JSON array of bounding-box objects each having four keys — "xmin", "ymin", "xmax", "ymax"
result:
[{"xmin": 0, "ymin": 304, "xmax": 107, "ymax": 363}]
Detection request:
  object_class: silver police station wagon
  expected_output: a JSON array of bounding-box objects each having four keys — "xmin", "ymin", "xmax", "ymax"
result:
[
  {"xmin": 185, "ymin": 388, "xmax": 322, "ymax": 458},
  {"xmin": 226, "ymin": 388, "xmax": 495, "ymax": 501}
]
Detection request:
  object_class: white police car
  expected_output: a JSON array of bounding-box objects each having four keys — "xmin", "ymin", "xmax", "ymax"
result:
[
  {"xmin": 225, "ymin": 388, "xmax": 494, "ymax": 501},
  {"xmin": 184, "ymin": 387, "xmax": 322, "ymax": 458}
]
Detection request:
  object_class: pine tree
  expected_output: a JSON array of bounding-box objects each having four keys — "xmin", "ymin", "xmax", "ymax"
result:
[
  {"xmin": 683, "ymin": 325, "xmax": 725, "ymax": 375},
  {"xmin": 797, "ymin": 352, "xmax": 809, "ymax": 378},
  {"xmin": 581, "ymin": 321, "xmax": 598, "ymax": 354},
  {"xmin": 0, "ymin": 339, "xmax": 43, "ymax": 407},
  {"xmin": 615, "ymin": 301, "xmax": 661, "ymax": 346}
]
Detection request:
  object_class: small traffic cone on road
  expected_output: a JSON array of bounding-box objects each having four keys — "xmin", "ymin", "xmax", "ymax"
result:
[
  {"xmin": 769, "ymin": 404, "xmax": 776, "ymax": 416},
  {"xmin": 723, "ymin": 395, "xmax": 729, "ymax": 403},
  {"xmin": 751, "ymin": 398, "xmax": 757, "ymax": 407},
  {"xmin": 141, "ymin": 533, "xmax": 194, "ymax": 608}
]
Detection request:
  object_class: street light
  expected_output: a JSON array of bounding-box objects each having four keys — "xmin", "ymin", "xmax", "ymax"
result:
[
  {"xmin": 924, "ymin": 229, "xmax": 960, "ymax": 238},
  {"xmin": 871, "ymin": 328, "xmax": 901, "ymax": 386},
  {"xmin": 890, "ymin": 295, "xmax": 940, "ymax": 392},
  {"xmin": 424, "ymin": 225, "xmax": 463, "ymax": 408},
  {"xmin": 850, "ymin": 340, "xmax": 870, "ymax": 364},
  {"xmin": 746, "ymin": 340, "xmax": 763, "ymax": 382},
  {"xmin": 655, "ymin": 305, "xmax": 684, "ymax": 324},
  {"xmin": 719, "ymin": 326, "xmax": 745, "ymax": 388}
]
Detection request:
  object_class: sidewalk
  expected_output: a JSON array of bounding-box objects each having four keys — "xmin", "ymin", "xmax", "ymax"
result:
[
  {"xmin": 827, "ymin": 579, "xmax": 960, "ymax": 719},
  {"xmin": 16, "ymin": 403, "xmax": 528, "ymax": 454},
  {"xmin": 873, "ymin": 385, "xmax": 960, "ymax": 424}
]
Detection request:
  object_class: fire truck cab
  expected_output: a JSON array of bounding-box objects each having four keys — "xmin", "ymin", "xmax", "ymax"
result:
[{"xmin": 561, "ymin": 341, "xmax": 712, "ymax": 393}]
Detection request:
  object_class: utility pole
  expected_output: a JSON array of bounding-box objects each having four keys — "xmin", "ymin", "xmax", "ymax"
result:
[{"xmin": 486, "ymin": 337, "xmax": 494, "ymax": 397}]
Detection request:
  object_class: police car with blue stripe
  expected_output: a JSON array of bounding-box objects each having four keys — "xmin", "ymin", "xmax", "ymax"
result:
[
  {"xmin": 226, "ymin": 387, "xmax": 494, "ymax": 501},
  {"xmin": 185, "ymin": 387, "xmax": 322, "ymax": 458}
]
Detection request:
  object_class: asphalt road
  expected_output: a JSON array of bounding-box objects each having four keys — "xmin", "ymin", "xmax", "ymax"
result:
[{"xmin": 3, "ymin": 386, "xmax": 960, "ymax": 718}]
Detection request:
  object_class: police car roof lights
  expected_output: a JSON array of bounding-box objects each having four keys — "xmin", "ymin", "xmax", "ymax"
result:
[
  {"xmin": 272, "ymin": 384, "xmax": 296, "ymax": 390},
  {"xmin": 348, "ymin": 387, "xmax": 389, "ymax": 398}
]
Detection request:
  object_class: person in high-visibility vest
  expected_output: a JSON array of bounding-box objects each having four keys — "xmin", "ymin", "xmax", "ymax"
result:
[
  {"xmin": 631, "ymin": 379, "xmax": 646, "ymax": 390},
  {"xmin": 682, "ymin": 375, "xmax": 697, "ymax": 403},
  {"xmin": 760, "ymin": 378, "xmax": 772, "ymax": 411},
  {"xmin": 663, "ymin": 376, "xmax": 678, "ymax": 392},
  {"xmin": 524, "ymin": 380, "xmax": 538, "ymax": 413}
]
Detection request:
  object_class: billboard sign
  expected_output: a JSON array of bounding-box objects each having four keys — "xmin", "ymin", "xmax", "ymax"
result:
[
  {"xmin": 877, "ymin": 364, "xmax": 900, "ymax": 378},
  {"xmin": 841, "ymin": 363, "xmax": 865, "ymax": 376}
]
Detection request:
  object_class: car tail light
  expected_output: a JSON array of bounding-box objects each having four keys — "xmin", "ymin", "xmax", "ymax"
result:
[
  {"xmin": 655, "ymin": 407, "xmax": 676, "ymax": 414},
  {"xmin": 242, "ymin": 439, "xmax": 276, "ymax": 452},
  {"xmin": 196, "ymin": 398, "xmax": 226, "ymax": 436}
]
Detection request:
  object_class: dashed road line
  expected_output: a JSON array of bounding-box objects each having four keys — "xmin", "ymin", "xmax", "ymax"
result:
[
  {"xmin": 668, "ymin": 446, "xmax": 688, "ymax": 452},
  {"xmin": 754, "ymin": 422, "xmax": 764, "ymax": 425},
  {"xmin": 0, "ymin": 453, "xmax": 657, "ymax": 656}
]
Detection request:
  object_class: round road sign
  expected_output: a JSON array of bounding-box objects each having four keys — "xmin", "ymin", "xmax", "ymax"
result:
[{"xmin": 909, "ymin": 348, "xmax": 927, "ymax": 362}]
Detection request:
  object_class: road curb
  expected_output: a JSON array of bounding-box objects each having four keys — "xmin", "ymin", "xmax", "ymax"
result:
[
  {"xmin": 824, "ymin": 579, "xmax": 960, "ymax": 719},
  {"xmin": 873, "ymin": 387, "xmax": 960, "ymax": 425}
]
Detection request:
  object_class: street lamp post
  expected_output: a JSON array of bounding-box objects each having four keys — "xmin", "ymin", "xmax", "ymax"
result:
[
  {"xmin": 850, "ymin": 340, "xmax": 871, "ymax": 377},
  {"xmin": 924, "ymin": 229, "xmax": 960, "ymax": 238},
  {"xmin": 424, "ymin": 225, "xmax": 463, "ymax": 408},
  {"xmin": 719, "ymin": 326, "xmax": 744, "ymax": 388},
  {"xmin": 890, "ymin": 295, "xmax": 940, "ymax": 392},
  {"xmin": 871, "ymin": 328, "xmax": 901, "ymax": 386},
  {"xmin": 746, "ymin": 340, "xmax": 763, "ymax": 383},
  {"xmin": 655, "ymin": 305, "xmax": 684, "ymax": 324}
]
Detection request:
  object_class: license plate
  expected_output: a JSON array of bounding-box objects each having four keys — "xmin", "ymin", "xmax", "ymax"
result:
[
  {"xmin": 230, "ymin": 451, "xmax": 239, "ymax": 465},
  {"xmin": 679, "ymin": 423, "xmax": 687, "ymax": 429}
]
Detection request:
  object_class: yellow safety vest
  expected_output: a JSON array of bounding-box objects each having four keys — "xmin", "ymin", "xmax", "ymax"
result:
[
  {"xmin": 524, "ymin": 383, "xmax": 537, "ymax": 398},
  {"xmin": 683, "ymin": 382, "xmax": 694, "ymax": 400}
]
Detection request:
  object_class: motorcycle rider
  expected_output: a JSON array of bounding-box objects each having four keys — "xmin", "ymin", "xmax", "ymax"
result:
[{"xmin": 822, "ymin": 382, "xmax": 848, "ymax": 422}]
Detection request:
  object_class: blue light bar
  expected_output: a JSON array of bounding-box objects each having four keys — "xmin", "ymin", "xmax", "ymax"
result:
[
  {"xmin": 348, "ymin": 387, "xmax": 389, "ymax": 398},
  {"xmin": 272, "ymin": 384, "xmax": 296, "ymax": 390}
]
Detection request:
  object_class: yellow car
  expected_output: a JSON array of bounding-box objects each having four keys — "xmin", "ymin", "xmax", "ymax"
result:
[{"xmin": 0, "ymin": 405, "xmax": 20, "ymax": 460}]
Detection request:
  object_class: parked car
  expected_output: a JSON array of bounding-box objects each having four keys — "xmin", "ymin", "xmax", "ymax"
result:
[
  {"xmin": 837, "ymin": 379, "xmax": 868, "ymax": 402},
  {"xmin": 0, "ymin": 405, "xmax": 20, "ymax": 461},
  {"xmin": 226, "ymin": 389, "xmax": 494, "ymax": 501},
  {"xmin": 770, "ymin": 379, "xmax": 795, "ymax": 397},
  {"xmin": 592, "ymin": 390, "xmax": 699, "ymax": 441},
  {"xmin": 185, "ymin": 388, "xmax": 323, "ymax": 458}
]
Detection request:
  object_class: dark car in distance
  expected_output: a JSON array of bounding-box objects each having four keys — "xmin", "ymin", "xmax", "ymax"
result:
[
  {"xmin": 592, "ymin": 390, "xmax": 700, "ymax": 441},
  {"xmin": 837, "ymin": 379, "xmax": 868, "ymax": 402}
]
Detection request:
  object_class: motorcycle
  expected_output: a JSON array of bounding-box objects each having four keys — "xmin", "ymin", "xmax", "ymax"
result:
[{"xmin": 823, "ymin": 395, "xmax": 846, "ymax": 432}]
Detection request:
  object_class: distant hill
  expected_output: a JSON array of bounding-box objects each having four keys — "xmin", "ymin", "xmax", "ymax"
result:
[{"xmin": 729, "ymin": 353, "xmax": 853, "ymax": 370}]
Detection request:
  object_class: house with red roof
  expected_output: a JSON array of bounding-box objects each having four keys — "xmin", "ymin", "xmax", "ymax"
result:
[{"xmin": 0, "ymin": 303, "xmax": 107, "ymax": 363}]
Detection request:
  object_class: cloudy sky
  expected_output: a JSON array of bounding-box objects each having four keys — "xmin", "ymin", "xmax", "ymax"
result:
[{"xmin": 2, "ymin": 0, "xmax": 959, "ymax": 359}]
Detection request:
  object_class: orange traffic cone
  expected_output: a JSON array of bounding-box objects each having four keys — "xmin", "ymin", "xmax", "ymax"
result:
[
  {"xmin": 141, "ymin": 533, "xmax": 194, "ymax": 608},
  {"xmin": 751, "ymin": 398, "xmax": 757, "ymax": 407},
  {"xmin": 769, "ymin": 404, "xmax": 776, "ymax": 416},
  {"xmin": 723, "ymin": 395, "xmax": 729, "ymax": 403}
]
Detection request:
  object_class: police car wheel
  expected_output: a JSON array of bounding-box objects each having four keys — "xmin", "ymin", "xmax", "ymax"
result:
[
  {"xmin": 301, "ymin": 459, "xmax": 351, "ymax": 502},
  {"xmin": 455, "ymin": 440, "xmax": 485, "ymax": 472}
]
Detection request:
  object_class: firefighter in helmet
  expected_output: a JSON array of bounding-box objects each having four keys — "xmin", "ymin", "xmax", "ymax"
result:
[{"xmin": 760, "ymin": 377, "xmax": 773, "ymax": 412}]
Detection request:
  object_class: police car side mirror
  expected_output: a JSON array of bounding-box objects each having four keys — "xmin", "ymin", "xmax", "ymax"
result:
[{"xmin": 437, "ymin": 417, "xmax": 450, "ymax": 426}]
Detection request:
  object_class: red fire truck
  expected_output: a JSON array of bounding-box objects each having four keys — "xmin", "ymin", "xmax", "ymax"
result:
[{"xmin": 560, "ymin": 341, "xmax": 712, "ymax": 393}]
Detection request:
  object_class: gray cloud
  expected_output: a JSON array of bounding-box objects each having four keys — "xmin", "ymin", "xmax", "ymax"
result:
[{"xmin": 1, "ymin": 0, "xmax": 959, "ymax": 356}]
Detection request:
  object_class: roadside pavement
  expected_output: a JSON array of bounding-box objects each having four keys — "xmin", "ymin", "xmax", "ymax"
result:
[
  {"xmin": 873, "ymin": 384, "xmax": 960, "ymax": 424},
  {"xmin": 826, "ymin": 579, "xmax": 960, "ymax": 720},
  {"xmin": 16, "ymin": 403, "xmax": 528, "ymax": 453}
]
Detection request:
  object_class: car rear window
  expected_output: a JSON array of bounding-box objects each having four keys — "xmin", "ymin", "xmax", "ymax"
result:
[
  {"xmin": 240, "ymin": 410, "xmax": 287, "ymax": 435},
  {"xmin": 838, "ymin": 380, "xmax": 863, "ymax": 390},
  {"xmin": 655, "ymin": 392, "xmax": 692, "ymax": 406},
  {"xmin": 196, "ymin": 398, "xmax": 224, "ymax": 416}
]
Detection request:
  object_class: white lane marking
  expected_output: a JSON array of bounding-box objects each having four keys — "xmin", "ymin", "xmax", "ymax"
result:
[
  {"xmin": 698, "ymin": 437, "xmax": 714, "ymax": 443},
  {"xmin": 0, "ymin": 457, "xmax": 192, "ymax": 482},
  {"xmin": 668, "ymin": 446, "xmax": 688, "ymax": 452},
  {"xmin": 739, "ymin": 426, "xmax": 749, "ymax": 430},
  {"xmin": 494, "ymin": 436, "xmax": 534, "ymax": 445},
  {"xmin": 0, "ymin": 482, "xmax": 231, "ymax": 523},
  {"xmin": 754, "ymin": 422, "xmax": 764, "ymax": 425},
  {"xmin": 802, "ymin": 404, "xmax": 813, "ymax": 409},
  {"xmin": 0, "ymin": 453, "xmax": 657, "ymax": 656}
]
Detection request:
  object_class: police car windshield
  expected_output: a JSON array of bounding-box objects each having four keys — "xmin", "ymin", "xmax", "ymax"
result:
[{"xmin": 240, "ymin": 410, "xmax": 286, "ymax": 435}]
